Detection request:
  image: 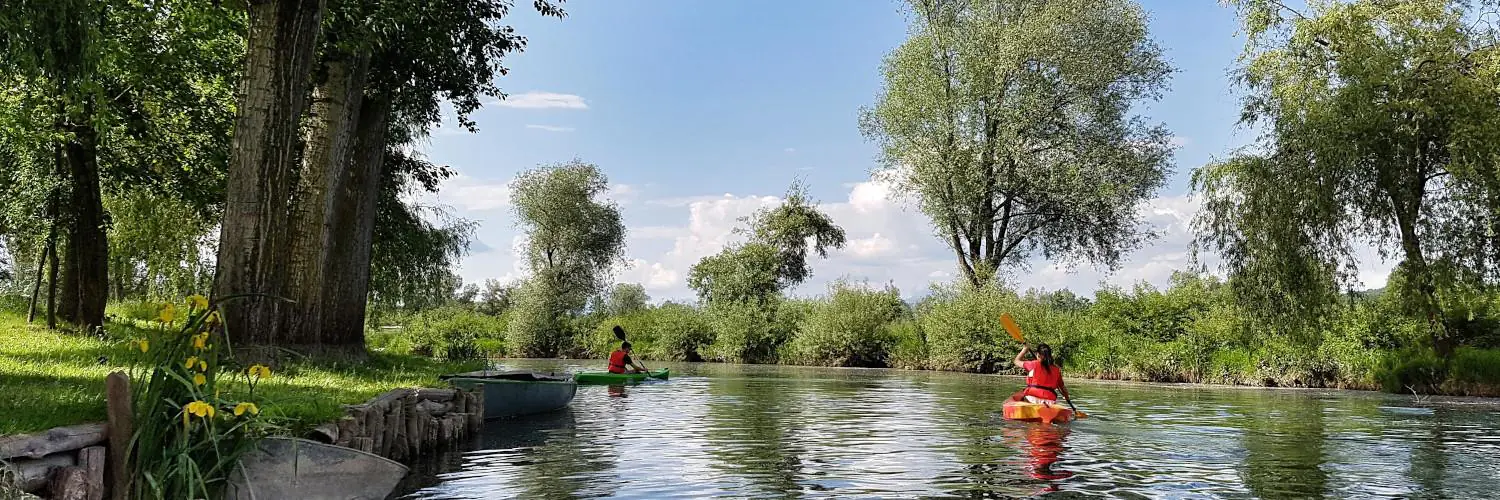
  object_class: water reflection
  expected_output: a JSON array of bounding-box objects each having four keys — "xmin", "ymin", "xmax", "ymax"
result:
[
  {"xmin": 703, "ymin": 371, "xmax": 808, "ymax": 498},
  {"xmin": 1239, "ymin": 393, "xmax": 1328, "ymax": 499},
  {"xmin": 394, "ymin": 362, "xmax": 1500, "ymax": 499}
]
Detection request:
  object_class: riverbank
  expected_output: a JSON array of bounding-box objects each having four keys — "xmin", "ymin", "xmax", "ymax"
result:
[{"xmin": 0, "ymin": 311, "xmax": 481, "ymax": 436}]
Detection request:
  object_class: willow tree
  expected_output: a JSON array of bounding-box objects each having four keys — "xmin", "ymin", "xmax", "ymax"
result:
[
  {"xmin": 1196, "ymin": 0, "xmax": 1500, "ymax": 355},
  {"xmin": 860, "ymin": 0, "xmax": 1174, "ymax": 288},
  {"xmin": 507, "ymin": 161, "xmax": 627, "ymax": 357},
  {"xmin": 689, "ymin": 182, "xmax": 847, "ymax": 305}
]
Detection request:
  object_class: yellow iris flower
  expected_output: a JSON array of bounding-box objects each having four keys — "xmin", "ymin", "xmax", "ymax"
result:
[
  {"xmin": 233, "ymin": 402, "xmax": 260, "ymax": 417},
  {"xmin": 187, "ymin": 295, "xmax": 208, "ymax": 312},
  {"xmin": 248, "ymin": 365, "xmax": 272, "ymax": 380}
]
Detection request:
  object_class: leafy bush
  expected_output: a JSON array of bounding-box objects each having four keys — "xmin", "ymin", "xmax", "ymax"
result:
[
  {"xmin": 368, "ymin": 306, "xmax": 506, "ymax": 360},
  {"xmin": 886, "ymin": 319, "xmax": 927, "ymax": 370},
  {"xmin": 704, "ymin": 300, "xmax": 779, "ymax": 363},
  {"xmin": 919, "ymin": 284, "xmax": 1011, "ymax": 372},
  {"xmin": 1374, "ymin": 349, "xmax": 1447, "ymax": 394},
  {"xmin": 783, "ymin": 283, "xmax": 905, "ymax": 367},
  {"xmin": 1448, "ymin": 347, "xmax": 1500, "ymax": 390},
  {"xmin": 647, "ymin": 302, "xmax": 714, "ymax": 361},
  {"xmin": 506, "ymin": 282, "xmax": 573, "ymax": 357}
]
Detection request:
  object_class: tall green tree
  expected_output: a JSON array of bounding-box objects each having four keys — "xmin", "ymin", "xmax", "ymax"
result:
[
  {"xmin": 1197, "ymin": 0, "xmax": 1500, "ymax": 355},
  {"xmin": 305, "ymin": 0, "xmax": 565, "ymax": 349},
  {"xmin": 860, "ymin": 0, "xmax": 1174, "ymax": 288},
  {"xmin": 689, "ymin": 183, "xmax": 846, "ymax": 305},
  {"xmin": 507, "ymin": 160, "xmax": 627, "ymax": 356}
]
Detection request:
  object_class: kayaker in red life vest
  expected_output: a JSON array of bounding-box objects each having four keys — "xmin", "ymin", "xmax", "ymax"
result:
[
  {"xmin": 607, "ymin": 341, "xmax": 649, "ymax": 374},
  {"xmin": 1014, "ymin": 343, "xmax": 1069, "ymax": 406}
]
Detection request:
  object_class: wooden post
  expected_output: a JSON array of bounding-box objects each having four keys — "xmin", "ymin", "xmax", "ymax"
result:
[
  {"xmin": 405, "ymin": 398, "xmax": 423, "ymax": 457},
  {"xmin": 367, "ymin": 404, "xmax": 385, "ymax": 456},
  {"xmin": 105, "ymin": 372, "xmax": 132, "ymax": 500},
  {"xmin": 387, "ymin": 403, "xmax": 406, "ymax": 461},
  {"xmin": 79, "ymin": 446, "xmax": 106, "ymax": 500},
  {"xmin": 49, "ymin": 465, "xmax": 89, "ymax": 500},
  {"xmin": 471, "ymin": 386, "xmax": 485, "ymax": 421},
  {"xmin": 424, "ymin": 415, "xmax": 439, "ymax": 450},
  {"xmin": 464, "ymin": 391, "xmax": 482, "ymax": 434},
  {"xmin": 334, "ymin": 416, "xmax": 358, "ymax": 448},
  {"xmin": 452, "ymin": 390, "xmax": 468, "ymax": 414},
  {"xmin": 351, "ymin": 437, "xmax": 374, "ymax": 453}
]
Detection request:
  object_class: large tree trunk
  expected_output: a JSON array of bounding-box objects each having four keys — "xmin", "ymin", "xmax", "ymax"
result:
[
  {"xmin": 213, "ymin": 0, "xmax": 326, "ymax": 346},
  {"xmin": 284, "ymin": 52, "xmax": 370, "ymax": 351},
  {"xmin": 57, "ymin": 118, "xmax": 110, "ymax": 331},
  {"xmin": 320, "ymin": 95, "xmax": 390, "ymax": 347}
]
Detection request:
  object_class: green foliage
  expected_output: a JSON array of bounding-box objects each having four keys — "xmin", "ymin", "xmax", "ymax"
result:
[
  {"xmin": 918, "ymin": 284, "xmax": 1012, "ymax": 372},
  {"xmin": 1448, "ymin": 348, "xmax": 1500, "ymax": 390},
  {"xmin": 367, "ymin": 305, "xmax": 507, "ymax": 360},
  {"xmin": 704, "ymin": 299, "xmax": 783, "ymax": 364},
  {"xmin": 1197, "ymin": 0, "xmax": 1500, "ymax": 353},
  {"xmin": 590, "ymin": 283, "xmax": 649, "ymax": 318},
  {"xmin": 861, "ymin": 0, "xmax": 1174, "ymax": 287},
  {"xmin": 689, "ymin": 243, "xmax": 784, "ymax": 305},
  {"xmin": 783, "ymin": 282, "xmax": 906, "ymax": 367},
  {"xmin": 885, "ymin": 319, "xmax": 927, "ymax": 370},
  {"xmin": 689, "ymin": 182, "xmax": 846, "ymax": 306},
  {"xmin": 741, "ymin": 181, "xmax": 847, "ymax": 288},
  {"xmin": 1375, "ymin": 349, "xmax": 1448, "ymax": 394},
  {"xmin": 506, "ymin": 279, "xmax": 575, "ymax": 358},
  {"xmin": 647, "ymin": 302, "xmax": 715, "ymax": 362},
  {"xmin": 124, "ymin": 296, "xmax": 271, "ymax": 500}
]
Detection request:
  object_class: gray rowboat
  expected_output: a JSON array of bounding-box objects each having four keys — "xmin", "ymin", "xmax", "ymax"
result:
[
  {"xmin": 225, "ymin": 437, "xmax": 408, "ymax": 500},
  {"xmin": 442, "ymin": 370, "xmax": 577, "ymax": 419}
]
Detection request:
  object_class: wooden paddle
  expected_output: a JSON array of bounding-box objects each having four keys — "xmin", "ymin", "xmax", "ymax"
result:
[{"xmin": 1001, "ymin": 312, "xmax": 1087, "ymax": 419}]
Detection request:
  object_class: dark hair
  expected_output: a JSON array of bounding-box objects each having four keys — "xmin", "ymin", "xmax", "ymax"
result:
[
  {"xmin": 621, "ymin": 341, "xmax": 632, "ymax": 350},
  {"xmin": 1035, "ymin": 343, "xmax": 1053, "ymax": 370}
]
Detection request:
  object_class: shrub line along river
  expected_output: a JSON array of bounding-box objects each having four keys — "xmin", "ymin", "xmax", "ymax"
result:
[{"xmin": 392, "ymin": 361, "xmax": 1500, "ymax": 499}]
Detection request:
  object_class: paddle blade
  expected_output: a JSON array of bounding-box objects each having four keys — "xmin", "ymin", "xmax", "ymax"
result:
[
  {"xmin": 1000, "ymin": 313, "xmax": 1025, "ymax": 343},
  {"xmin": 1074, "ymin": 409, "xmax": 1088, "ymax": 419},
  {"xmin": 613, "ymin": 325, "xmax": 626, "ymax": 340}
]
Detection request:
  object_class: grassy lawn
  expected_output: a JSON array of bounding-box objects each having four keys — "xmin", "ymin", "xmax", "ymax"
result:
[{"xmin": 0, "ymin": 310, "xmax": 482, "ymax": 436}]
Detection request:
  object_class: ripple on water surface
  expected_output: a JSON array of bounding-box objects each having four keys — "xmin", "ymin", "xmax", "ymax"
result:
[{"xmin": 396, "ymin": 362, "xmax": 1500, "ymax": 499}]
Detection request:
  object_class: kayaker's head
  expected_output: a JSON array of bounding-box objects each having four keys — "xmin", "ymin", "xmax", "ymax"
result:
[
  {"xmin": 1035, "ymin": 343, "xmax": 1053, "ymax": 369},
  {"xmin": 620, "ymin": 341, "xmax": 633, "ymax": 353}
]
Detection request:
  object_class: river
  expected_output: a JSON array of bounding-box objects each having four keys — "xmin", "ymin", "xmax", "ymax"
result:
[{"xmin": 392, "ymin": 361, "xmax": 1500, "ymax": 499}]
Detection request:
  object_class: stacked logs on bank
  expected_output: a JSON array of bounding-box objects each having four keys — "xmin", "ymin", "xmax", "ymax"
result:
[
  {"xmin": 0, "ymin": 423, "xmax": 108, "ymax": 500},
  {"xmin": 303, "ymin": 387, "xmax": 484, "ymax": 463}
]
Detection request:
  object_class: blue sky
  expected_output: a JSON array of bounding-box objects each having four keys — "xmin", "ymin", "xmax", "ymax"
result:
[{"xmin": 413, "ymin": 0, "xmax": 1393, "ymax": 302}]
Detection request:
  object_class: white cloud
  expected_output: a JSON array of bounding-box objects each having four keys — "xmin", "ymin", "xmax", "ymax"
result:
[
  {"xmin": 429, "ymin": 175, "xmax": 511, "ymax": 212},
  {"xmin": 525, "ymin": 124, "xmax": 575, "ymax": 132},
  {"xmin": 784, "ymin": 148, "xmax": 797, "ymax": 154},
  {"xmin": 493, "ymin": 91, "xmax": 588, "ymax": 110},
  {"xmin": 1170, "ymin": 136, "xmax": 1191, "ymax": 148},
  {"xmin": 447, "ymin": 175, "xmax": 1399, "ymax": 302}
]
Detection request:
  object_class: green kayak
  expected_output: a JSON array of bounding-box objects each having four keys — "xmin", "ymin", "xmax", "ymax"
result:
[{"xmin": 573, "ymin": 368, "xmax": 670, "ymax": 385}]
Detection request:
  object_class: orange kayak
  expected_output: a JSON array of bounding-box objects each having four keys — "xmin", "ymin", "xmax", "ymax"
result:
[{"xmin": 1002, "ymin": 390, "xmax": 1073, "ymax": 425}]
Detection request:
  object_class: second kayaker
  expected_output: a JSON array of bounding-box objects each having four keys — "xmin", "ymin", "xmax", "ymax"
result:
[
  {"xmin": 607, "ymin": 341, "xmax": 649, "ymax": 374},
  {"xmin": 1014, "ymin": 343, "xmax": 1069, "ymax": 406}
]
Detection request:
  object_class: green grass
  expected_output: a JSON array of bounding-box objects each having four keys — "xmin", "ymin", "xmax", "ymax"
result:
[{"xmin": 0, "ymin": 310, "xmax": 482, "ymax": 436}]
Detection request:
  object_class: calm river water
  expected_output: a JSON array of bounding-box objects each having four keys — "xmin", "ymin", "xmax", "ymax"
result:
[{"xmin": 393, "ymin": 361, "xmax": 1500, "ymax": 499}]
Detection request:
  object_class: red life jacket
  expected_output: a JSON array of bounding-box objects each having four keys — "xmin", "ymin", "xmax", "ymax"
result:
[
  {"xmin": 608, "ymin": 350, "xmax": 628, "ymax": 374},
  {"xmin": 1023, "ymin": 360, "xmax": 1063, "ymax": 401}
]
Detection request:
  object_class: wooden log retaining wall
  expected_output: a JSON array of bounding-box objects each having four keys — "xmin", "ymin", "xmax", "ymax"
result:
[{"xmin": 0, "ymin": 372, "xmax": 482, "ymax": 499}]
